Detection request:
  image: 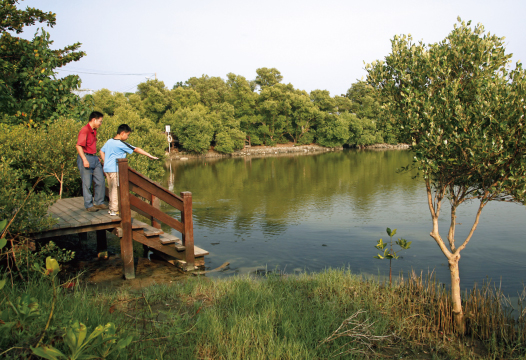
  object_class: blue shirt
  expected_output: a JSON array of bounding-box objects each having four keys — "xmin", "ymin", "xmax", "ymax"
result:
[{"xmin": 101, "ymin": 139, "xmax": 136, "ymax": 172}]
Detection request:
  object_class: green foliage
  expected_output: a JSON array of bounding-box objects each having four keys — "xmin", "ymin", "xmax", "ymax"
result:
[
  {"xmin": 163, "ymin": 105, "xmax": 215, "ymax": 154},
  {"xmin": 0, "ymin": 1, "xmax": 87, "ymax": 126},
  {"xmin": 366, "ymin": 19, "xmax": 526, "ymax": 318},
  {"xmin": 88, "ymin": 68, "xmax": 395, "ymax": 154},
  {"xmin": 186, "ymin": 74, "xmax": 229, "ymax": 108},
  {"xmin": 345, "ymin": 81, "xmax": 397, "ymax": 145},
  {"xmin": 0, "ymin": 0, "xmax": 56, "ymax": 33},
  {"xmin": 169, "ymin": 86, "xmax": 200, "ymax": 111},
  {"xmin": 0, "ymin": 119, "xmax": 82, "ymax": 198},
  {"xmin": 0, "ymin": 293, "xmax": 40, "ymax": 335},
  {"xmin": 214, "ymin": 128, "xmax": 246, "ymax": 154},
  {"xmin": 91, "ymin": 89, "xmax": 128, "ymax": 116},
  {"xmin": 0, "ymin": 254, "xmax": 132, "ymax": 359},
  {"xmin": 31, "ymin": 321, "xmax": 133, "ymax": 360},
  {"xmin": 366, "ymin": 19, "xmax": 526, "ymax": 203},
  {"xmin": 97, "ymin": 106, "xmax": 166, "ymax": 180},
  {"xmin": 316, "ymin": 113, "xmax": 350, "ymax": 147},
  {"xmin": 16, "ymin": 241, "xmax": 75, "ymax": 277},
  {"xmin": 255, "ymin": 67, "xmax": 283, "ymax": 88},
  {"xmin": 348, "ymin": 114, "xmax": 383, "ymax": 146},
  {"xmin": 0, "ymin": 160, "xmax": 56, "ymax": 235},
  {"xmin": 374, "ymin": 228, "xmax": 411, "ymax": 285}
]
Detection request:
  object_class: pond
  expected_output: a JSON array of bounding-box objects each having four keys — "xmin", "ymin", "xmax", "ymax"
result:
[{"xmin": 161, "ymin": 150, "xmax": 526, "ymax": 297}]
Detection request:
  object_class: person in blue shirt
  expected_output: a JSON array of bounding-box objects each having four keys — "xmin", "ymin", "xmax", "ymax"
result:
[{"xmin": 100, "ymin": 124, "xmax": 159, "ymax": 216}]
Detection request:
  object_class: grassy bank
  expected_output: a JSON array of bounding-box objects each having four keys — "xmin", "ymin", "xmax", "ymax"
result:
[{"xmin": 1, "ymin": 268, "xmax": 525, "ymax": 359}]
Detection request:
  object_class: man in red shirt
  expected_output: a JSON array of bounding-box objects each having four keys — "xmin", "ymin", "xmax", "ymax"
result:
[{"xmin": 76, "ymin": 111, "xmax": 108, "ymax": 212}]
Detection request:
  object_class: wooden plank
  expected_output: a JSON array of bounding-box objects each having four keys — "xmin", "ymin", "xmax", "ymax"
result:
[
  {"xmin": 129, "ymin": 194, "xmax": 185, "ymax": 233},
  {"xmin": 130, "ymin": 219, "xmax": 163, "ymax": 237},
  {"xmin": 181, "ymin": 192, "xmax": 195, "ymax": 267},
  {"xmin": 118, "ymin": 159, "xmax": 135, "ymax": 280},
  {"xmin": 133, "ymin": 232, "xmax": 208, "ymax": 259},
  {"xmin": 128, "ymin": 170, "xmax": 184, "ymax": 211},
  {"xmin": 57, "ymin": 200, "xmax": 94, "ymax": 226},
  {"xmin": 31, "ymin": 222, "xmax": 120, "ymax": 239},
  {"xmin": 133, "ymin": 231, "xmax": 180, "ymax": 258},
  {"xmin": 158, "ymin": 232, "xmax": 181, "ymax": 245},
  {"xmin": 130, "ymin": 204, "xmax": 154, "ymax": 222},
  {"xmin": 129, "ymin": 183, "xmax": 152, "ymax": 201},
  {"xmin": 131, "ymin": 218, "xmax": 146, "ymax": 230}
]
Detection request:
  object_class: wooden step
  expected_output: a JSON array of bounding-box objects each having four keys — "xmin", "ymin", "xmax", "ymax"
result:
[
  {"xmin": 131, "ymin": 219, "xmax": 163, "ymax": 237},
  {"xmin": 159, "ymin": 233, "xmax": 182, "ymax": 246},
  {"xmin": 132, "ymin": 231, "xmax": 209, "ymax": 259}
]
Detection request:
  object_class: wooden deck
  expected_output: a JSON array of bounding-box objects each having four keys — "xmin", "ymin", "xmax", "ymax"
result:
[
  {"xmin": 33, "ymin": 197, "xmax": 121, "ymax": 239},
  {"xmin": 34, "ymin": 197, "xmax": 208, "ymax": 270}
]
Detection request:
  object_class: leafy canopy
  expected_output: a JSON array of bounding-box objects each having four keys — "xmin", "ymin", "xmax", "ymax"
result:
[
  {"xmin": 0, "ymin": 0, "xmax": 86, "ymax": 125},
  {"xmin": 366, "ymin": 18, "xmax": 526, "ymax": 207}
]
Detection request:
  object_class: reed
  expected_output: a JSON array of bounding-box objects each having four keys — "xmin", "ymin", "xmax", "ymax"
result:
[{"xmin": 1, "ymin": 268, "xmax": 525, "ymax": 359}]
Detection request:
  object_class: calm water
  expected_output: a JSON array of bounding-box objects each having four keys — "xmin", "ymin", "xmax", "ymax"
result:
[{"xmin": 161, "ymin": 150, "xmax": 526, "ymax": 296}]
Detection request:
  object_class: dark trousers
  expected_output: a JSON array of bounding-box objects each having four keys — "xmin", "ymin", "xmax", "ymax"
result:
[{"xmin": 77, "ymin": 154, "xmax": 105, "ymax": 209}]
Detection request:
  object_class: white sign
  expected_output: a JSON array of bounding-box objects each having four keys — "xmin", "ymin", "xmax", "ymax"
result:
[{"xmin": 165, "ymin": 125, "xmax": 171, "ymax": 133}]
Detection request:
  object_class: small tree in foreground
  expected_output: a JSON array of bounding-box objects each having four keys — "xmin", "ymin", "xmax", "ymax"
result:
[
  {"xmin": 374, "ymin": 228, "xmax": 411, "ymax": 285},
  {"xmin": 366, "ymin": 18, "xmax": 526, "ymax": 330}
]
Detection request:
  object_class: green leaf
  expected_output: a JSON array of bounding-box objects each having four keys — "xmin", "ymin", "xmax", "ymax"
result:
[
  {"xmin": 31, "ymin": 345, "xmax": 67, "ymax": 360},
  {"xmin": 0, "ymin": 237, "xmax": 7, "ymax": 250},
  {"xmin": 386, "ymin": 228, "xmax": 392, "ymax": 237},
  {"xmin": 0, "ymin": 219, "xmax": 7, "ymax": 232},
  {"xmin": 45, "ymin": 256, "xmax": 60, "ymax": 276},
  {"xmin": 117, "ymin": 335, "xmax": 133, "ymax": 349}
]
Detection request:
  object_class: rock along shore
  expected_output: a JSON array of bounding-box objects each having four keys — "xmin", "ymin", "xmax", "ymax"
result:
[{"xmin": 168, "ymin": 143, "xmax": 409, "ymax": 160}]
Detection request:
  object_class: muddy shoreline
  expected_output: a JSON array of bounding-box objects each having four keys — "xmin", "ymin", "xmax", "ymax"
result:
[{"xmin": 168, "ymin": 143, "xmax": 410, "ymax": 160}]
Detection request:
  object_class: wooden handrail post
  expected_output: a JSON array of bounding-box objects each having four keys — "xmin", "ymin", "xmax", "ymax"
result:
[
  {"xmin": 118, "ymin": 159, "xmax": 135, "ymax": 279},
  {"xmin": 181, "ymin": 191, "xmax": 194, "ymax": 270}
]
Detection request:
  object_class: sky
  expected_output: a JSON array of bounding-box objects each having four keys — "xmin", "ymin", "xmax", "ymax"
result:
[{"xmin": 18, "ymin": 0, "xmax": 526, "ymax": 96}]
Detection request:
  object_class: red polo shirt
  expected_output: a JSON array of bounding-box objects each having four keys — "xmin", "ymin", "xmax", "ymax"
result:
[{"xmin": 77, "ymin": 123, "xmax": 97, "ymax": 154}]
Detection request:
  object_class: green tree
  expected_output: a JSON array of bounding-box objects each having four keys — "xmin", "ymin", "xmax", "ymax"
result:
[
  {"xmin": 286, "ymin": 92, "xmax": 320, "ymax": 144},
  {"xmin": 163, "ymin": 105, "xmax": 215, "ymax": 154},
  {"xmin": 345, "ymin": 81, "xmax": 393, "ymax": 144},
  {"xmin": 97, "ymin": 106, "xmax": 166, "ymax": 179},
  {"xmin": 366, "ymin": 18, "xmax": 526, "ymax": 329},
  {"xmin": 0, "ymin": 0, "xmax": 86, "ymax": 125},
  {"xmin": 186, "ymin": 75, "xmax": 228, "ymax": 108},
  {"xmin": 316, "ymin": 113, "xmax": 350, "ymax": 147},
  {"xmin": 91, "ymin": 89, "xmax": 128, "ymax": 116},
  {"xmin": 168, "ymin": 87, "xmax": 200, "ymax": 111},
  {"xmin": 254, "ymin": 67, "xmax": 283, "ymax": 88},
  {"xmin": 136, "ymin": 79, "xmax": 170, "ymax": 123}
]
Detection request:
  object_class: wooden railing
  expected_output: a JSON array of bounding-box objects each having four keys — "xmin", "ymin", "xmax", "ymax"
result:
[{"xmin": 117, "ymin": 158, "xmax": 194, "ymax": 279}]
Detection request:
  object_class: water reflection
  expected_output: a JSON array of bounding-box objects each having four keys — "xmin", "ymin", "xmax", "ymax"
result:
[{"xmin": 162, "ymin": 150, "xmax": 526, "ymax": 296}]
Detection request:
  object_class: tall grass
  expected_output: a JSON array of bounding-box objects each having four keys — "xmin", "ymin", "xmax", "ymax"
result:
[{"xmin": 1, "ymin": 268, "xmax": 525, "ymax": 359}]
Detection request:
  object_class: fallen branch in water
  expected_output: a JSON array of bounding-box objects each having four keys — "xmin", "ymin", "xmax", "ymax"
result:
[{"xmin": 192, "ymin": 261, "xmax": 230, "ymax": 276}]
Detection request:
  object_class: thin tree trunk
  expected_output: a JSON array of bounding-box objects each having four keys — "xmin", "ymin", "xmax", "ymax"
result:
[
  {"xmin": 59, "ymin": 172, "xmax": 64, "ymax": 199},
  {"xmin": 448, "ymin": 255, "xmax": 464, "ymax": 332}
]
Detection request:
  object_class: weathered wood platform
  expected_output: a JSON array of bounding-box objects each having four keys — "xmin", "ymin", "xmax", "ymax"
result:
[
  {"xmin": 33, "ymin": 197, "xmax": 208, "ymax": 269},
  {"xmin": 33, "ymin": 197, "xmax": 121, "ymax": 239}
]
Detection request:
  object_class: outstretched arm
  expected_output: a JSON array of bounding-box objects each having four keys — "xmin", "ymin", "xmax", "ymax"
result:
[{"xmin": 133, "ymin": 147, "xmax": 159, "ymax": 160}]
